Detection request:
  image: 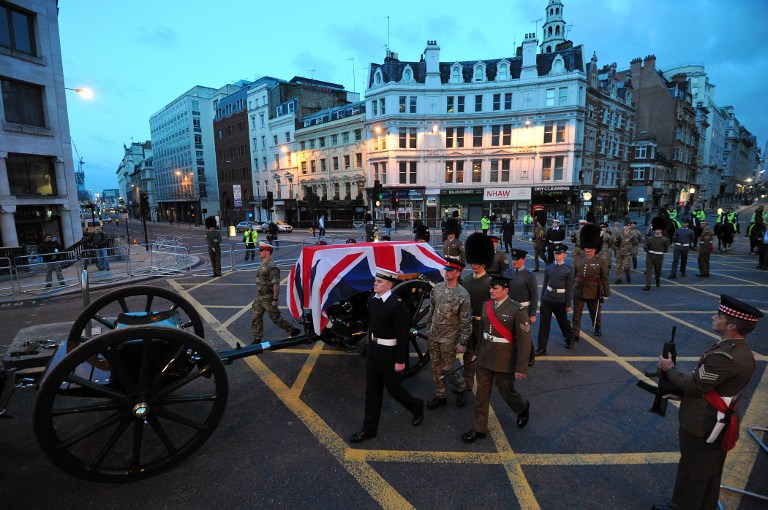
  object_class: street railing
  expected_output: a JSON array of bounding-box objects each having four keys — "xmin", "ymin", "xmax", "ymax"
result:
[{"xmin": 0, "ymin": 257, "xmax": 13, "ymax": 296}]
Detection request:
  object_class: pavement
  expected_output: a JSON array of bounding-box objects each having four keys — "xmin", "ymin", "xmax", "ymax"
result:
[{"xmin": 0, "ymin": 200, "xmax": 766, "ymax": 509}]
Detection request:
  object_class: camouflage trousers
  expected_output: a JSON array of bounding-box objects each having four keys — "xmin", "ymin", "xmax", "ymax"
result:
[
  {"xmin": 429, "ymin": 337, "xmax": 467, "ymax": 397},
  {"xmin": 615, "ymin": 253, "xmax": 632, "ymax": 280},
  {"xmin": 251, "ymin": 296, "xmax": 294, "ymax": 341}
]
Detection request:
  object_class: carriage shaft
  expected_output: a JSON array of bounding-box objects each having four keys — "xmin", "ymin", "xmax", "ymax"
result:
[{"xmin": 218, "ymin": 334, "xmax": 314, "ymax": 364}]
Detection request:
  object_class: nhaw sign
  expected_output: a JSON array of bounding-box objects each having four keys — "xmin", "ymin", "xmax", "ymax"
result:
[{"xmin": 483, "ymin": 187, "xmax": 532, "ymax": 201}]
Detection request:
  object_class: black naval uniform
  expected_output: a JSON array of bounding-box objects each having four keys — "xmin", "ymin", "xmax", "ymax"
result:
[
  {"xmin": 544, "ymin": 224, "xmax": 566, "ymax": 263},
  {"xmin": 504, "ymin": 265, "xmax": 539, "ymax": 364},
  {"xmin": 537, "ymin": 261, "xmax": 574, "ymax": 351},
  {"xmin": 461, "ymin": 272, "xmax": 492, "ymax": 391},
  {"xmin": 360, "ymin": 291, "xmax": 424, "ymax": 436}
]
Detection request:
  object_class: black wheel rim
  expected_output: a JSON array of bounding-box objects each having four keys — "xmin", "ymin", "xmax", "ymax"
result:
[
  {"xmin": 34, "ymin": 327, "xmax": 228, "ymax": 482},
  {"xmin": 391, "ymin": 279, "xmax": 433, "ymax": 379},
  {"xmin": 68, "ymin": 286, "xmax": 205, "ymax": 344}
]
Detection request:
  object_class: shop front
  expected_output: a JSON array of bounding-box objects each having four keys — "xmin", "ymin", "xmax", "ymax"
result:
[
  {"xmin": 439, "ymin": 188, "xmax": 483, "ymax": 224},
  {"xmin": 483, "ymin": 186, "xmax": 532, "ymax": 223},
  {"xmin": 531, "ymin": 185, "xmax": 579, "ymax": 223}
]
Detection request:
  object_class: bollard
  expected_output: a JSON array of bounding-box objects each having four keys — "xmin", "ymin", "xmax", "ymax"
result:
[
  {"xmin": 133, "ymin": 238, "xmax": 137, "ymax": 245},
  {"xmin": 228, "ymin": 225, "xmax": 236, "ymax": 237}
]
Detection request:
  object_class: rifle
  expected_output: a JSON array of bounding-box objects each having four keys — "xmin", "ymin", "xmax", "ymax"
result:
[{"xmin": 636, "ymin": 326, "xmax": 682, "ymax": 417}]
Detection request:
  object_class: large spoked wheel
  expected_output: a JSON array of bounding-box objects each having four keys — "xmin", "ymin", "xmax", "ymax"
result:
[
  {"xmin": 391, "ymin": 279, "xmax": 433, "ymax": 379},
  {"xmin": 33, "ymin": 327, "xmax": 228, "ymax": 482},
  {"xmin": 68, "ymin": 286, "xmax": 205, "ymax": 344}
]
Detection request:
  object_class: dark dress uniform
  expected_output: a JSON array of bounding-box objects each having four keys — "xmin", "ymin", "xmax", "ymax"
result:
[
  {"xmin": 205, "ymin": 229, "xmax": 222, "ymax": 276},
  {"xmin": 544, "ymin": 223, "xmax": 566, "ymax": 263},
  {"xmin": 443, "ymin": 235, "xmax": 465, "ymax": 264},
  {"xmin": 644, "ymin": 234, "xmax": 671, "ymax": 289},
  {"xmin": 360, "ymin": 292, "xmax": 424, "ymax": 436},
  {"xmin": 533, "ymin": 223, "xmax": 548, "ymax": 270},
  {"xmin": 471, "ymin": 297, "xmax": 532, "ymax": 434},
  {"xmin": 487, "ymin": 250, "xmax": 509, "ymax": 275},
  {"xmin": 537, "ymin": 260, "xmax": 574, "ymax": 351},
  {"xmin": 571, "ymin": 252, "xmax": 610, "ymax": 340},
  {"xmin": 461, "ymin": 272, "xmax": 492, "ymax": 390},
  {"xmin": 669, "ymin": 224, "xmax": 695, "ymax": 277},
  {"xmin": 504, "ymin": 266, "xmax": 538, "ymax": 321},
  {"xmin": 697, "ymin": 225, "xmax": 713, "ymax": 277},
  {"xmin": 663, "ymin": 298, "xmax": 759, "ymax": 510}
]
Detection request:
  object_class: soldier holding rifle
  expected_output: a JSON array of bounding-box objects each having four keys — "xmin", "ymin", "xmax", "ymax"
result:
[{"xmin": 652, "ymin": 295, "xmax": 762, "ymax": 510}]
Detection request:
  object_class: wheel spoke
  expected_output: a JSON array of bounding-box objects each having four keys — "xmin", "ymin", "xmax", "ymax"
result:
[
  {"xmin": 51, "ymin": 401, "xmax": 122, "ymax": 417},
  {"xmin": 66, "ymin": 374, "xmax": 126, "ymax": 400},
  {"xmin": 100, "ymin": 348, "xmax": 137, "ymax": 394},
  {"xmin": 149, "ymin": 345, "xmax": 189, "ymax": 393},
  {"xmin": 144, "ymin": 294, "xmax": 154, "ymax": 313},
  {"xmin": 117, "ymin": 297, "xmax": 129, "ymax": 313},
  {"xmin": 136, "ymin": 336, "xmax": 154, "ymax": 393},
  {"xmin": 147, "ymin": 415, "xmax": 180, "ymax": 457},
  {"xmin": 156, "ymin": 393, "xmax": 220, "ymax": 406},
  {"xmin": 153, "ymin": 406, "xmax": 207, "ymax": 430},
  {"xmin": 155, "ymin": 365, "xmax": 207, "ymax": 397},
  {"xmin": 92, "ymin": 314, "xmax": 117, "ymax": 331},
  {"xmin": 132, "ymin": 419, "xmax": 145, "ymax": 470},
  {"xmin": 89, "ymin": 417, "xmax": 132, "ymax": 468},
  {"xmin": 57, "ymin": 411, "xmax": 124, "ymax": 449}
]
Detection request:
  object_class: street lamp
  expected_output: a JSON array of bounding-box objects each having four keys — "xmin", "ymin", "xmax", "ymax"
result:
[{"xmin": 65, "ymin": 87, "xmax": 94, "ymax": 100}]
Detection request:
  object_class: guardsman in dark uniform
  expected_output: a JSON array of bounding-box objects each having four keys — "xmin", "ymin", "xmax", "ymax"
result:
[
  {"xmin": 535, "ymin": 243, "xmax": 574, "ymax": 355},
  {"xmin": 644, "ymin": 217, "xmax": 671, "ymax": 290},
  {"xmin": 503, "ymin": 249, "xmax": 539, "ymax": 366},
  {"xmin": 205, "ymin": 216, "xmax": 222, "ymax": 277},
  {"xmin": 350, "ymin": 268, "xmax": 425, "ymax": 443},
  {"xmin": 532, "ymin": 214, "xmax": 548, "ymax": 271},
  {"xmin": 461, "ymin": 233, "xmax": 495, "ymax": 391},
  {"xmin": 696, "ymin": 220, "xmax": 713, "ymax": 277},
  {"xmin": 486, "ymin": 235, "xmax": 509, "ymax": 275},
  {"xmin": 571, "ymin": 224, "xmax": 610, "ymax": 341},
  {"xmin": 654, "ymin": 295, "xmax": 762, "ymax": 510},
  {"xmin": 251, "ymin": 242, "xmax": 300, "ymax": 344},
  {"xmin": 461, "ymin": 274, "xmax": 532, "ymax": 444},
  {"xmin": 544, "ymin": 218, "xmax": 566, "ymax": 263},
  {"xmin": 669, "ymin": 218, "xmax": 695, "ymax": 278}
]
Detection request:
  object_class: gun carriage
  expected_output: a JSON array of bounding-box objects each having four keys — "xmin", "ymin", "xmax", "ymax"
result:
[{"xmin": 0, "ymin": 241, "xmax": 445, "ymax": 482}]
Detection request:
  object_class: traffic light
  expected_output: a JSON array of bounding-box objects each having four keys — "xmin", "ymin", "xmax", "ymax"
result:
[
  {"xmin": 391, "ymin": 191, "xmax": 399, "ymax": 209},
  {"xmin": 373, "ymin": 180, "xmax": 382, "ymax": 200},
  {"xmin": 266, "ymin": 191, "xmax": 274, "ymax": 209},
  {"xmin": 248, "ymin": 212, "xmax": 253, "ymax": 219},
  {"xmin": 139, "ymin": 192, "xmax": 149, "ymax": 217},
  {"xmin": 261, "ymin": 198, "xmax": 268, "ymax": 209}
]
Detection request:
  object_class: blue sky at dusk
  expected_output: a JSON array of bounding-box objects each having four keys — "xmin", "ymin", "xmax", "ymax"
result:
[{"xmin": 58, "ymin": 0, "xmax": 768, "ymax": 194}]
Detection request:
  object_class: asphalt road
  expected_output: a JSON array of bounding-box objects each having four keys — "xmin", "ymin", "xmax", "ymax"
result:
[{"xmin": 1, "ymin": 208, "xmax": 766, "ymax": 509}]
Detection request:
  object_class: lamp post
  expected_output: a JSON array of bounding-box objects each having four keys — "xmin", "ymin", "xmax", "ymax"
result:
[{"xmin": 65, "ymin": 87, "xmax": 94, "ymax": 100}]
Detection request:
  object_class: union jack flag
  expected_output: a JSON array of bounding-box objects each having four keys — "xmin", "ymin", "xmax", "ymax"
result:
[{"xmin": 288, "ymin": 241, "xmax": 446, "ymax": 335}]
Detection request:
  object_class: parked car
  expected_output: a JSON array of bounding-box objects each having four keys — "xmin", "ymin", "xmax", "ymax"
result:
[
  {"xmin": 275, "ymin": 221, "xmax": 293, "ymax": 233},
  {"xmin": 236, "ymin": 221, "xmax": 256, "ymax": 233}
]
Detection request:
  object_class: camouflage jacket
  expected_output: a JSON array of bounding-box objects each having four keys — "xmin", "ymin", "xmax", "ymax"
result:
[
  {"xmin": 256, "ymin": 259, "xmax": 281, "ymax": 297},
  {"xmin": 426, "ymin": 282, "xmax": 472, "ymax": 346}
]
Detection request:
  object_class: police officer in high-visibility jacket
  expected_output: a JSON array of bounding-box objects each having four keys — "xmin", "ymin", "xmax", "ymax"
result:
[{"xmin": 243, "ymin": 225, "xmax": 258, "ymax": 261}]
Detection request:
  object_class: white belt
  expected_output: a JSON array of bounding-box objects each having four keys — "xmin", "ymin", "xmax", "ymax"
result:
[
  {"xmin": 371, "ymin": 336, "xmax": 397, "ymax": 346},
  {"xmin": 519, "ymin": 301, "xmax": 531, "ymax": 306},
  {"xmin": 648, "ymin": 250, "xmax": 664, "ymax": 255},
  {"xmin": 484, "ymin": 333, "xmax": 508, "ymax": 343},
  {"xmin": 674, "ymin": 243, "xmax": 690, "ymax": 246},
  {"xmin": 546, "ymin": 286, "xmax": 566, "ymax": 294}
]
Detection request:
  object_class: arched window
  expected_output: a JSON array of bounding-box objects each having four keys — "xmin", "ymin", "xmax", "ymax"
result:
[
  {"xmin": 403, "ymin": 67, "xmax": 412, "ymax": 82},
  {"xmin": 556, "ymin": 25, "xmax": 560, "ymax": 35},
  {"xmin": 374, "ymin": 70, "xmax": 383, "ymax": 85},
  {"xmin": 548, "ymin": 26, "xmax": 553, "ymax": 35},
  {"xmin": 497, "ymin": 63, "xmax": 509, "ymax": 81},
  {"xmin": 451, "ymin": 66, "xmax": 461, "ymax": 83},
  {"xmin": 473, "ymin": 64, "xmax": 485, "ymax": 82}
]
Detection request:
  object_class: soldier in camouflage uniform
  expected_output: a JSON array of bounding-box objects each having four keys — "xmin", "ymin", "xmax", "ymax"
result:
[
  {"xmin": 532, "ymin": 217, "xmax": 548, "ymax": 271},
  {"xmin": 610, "ymin": 221, "xmax": 623, "ymax": 270},
  {"xmin": 630, "ymin": 221, "xmax": 643, "ymax": 269},
  {"xmin": 426, "ymin": 260, "xmax": 472, "ymax": 409},
  {"xmin": 597, "ymin": 222, "xmax": 613, "ymax": 269},
  {"xmin": 614, "ymin": 223, "xmax": 637, "ymax": 284},
  {"xmin": 251, "ymin": 242, "xmax": 300, "ymax": 344}
]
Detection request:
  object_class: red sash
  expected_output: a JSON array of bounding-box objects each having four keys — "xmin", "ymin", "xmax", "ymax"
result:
[
  {"xmin": 485, "ymin": 301, "xmax": 515, "ymax": 345},
  {"xmin": 703, "ymin": 391, "xmax": 739, "ymax": 452}
]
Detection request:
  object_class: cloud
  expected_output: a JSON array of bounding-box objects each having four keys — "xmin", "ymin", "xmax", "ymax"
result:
[{"xmin": 134, "ymin": 25, "xmax": 178, "ymax": 49}]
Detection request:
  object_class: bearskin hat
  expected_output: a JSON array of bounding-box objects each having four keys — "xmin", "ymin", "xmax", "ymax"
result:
[
  {"xmin": 415, "ymin": 224, "xmax": 430, "ymax": 242},
  {"xmin": 205, "ymin": 216, "xmax": 217, "ymax": 229},
  {"xmin": 535, "ymin": 210, "xmax": 547, "ymax": 226},
  {"xmin": 464, "ymin": 233, "xmax": 494, "ymax": 267},
  {"xmin": 585, "ymin": 211, "xmax": 596, "ymax": 224},
  {"xmin": 651, "ymin": 216, "xmax": 666, "ymax": 231},
  {"xmin": 579, "ymin": 223, "xmax": 603, "ymax": 251},
  {"xmin": 445, "ymin": 217, "xmax": 460, "ymax": 236}
]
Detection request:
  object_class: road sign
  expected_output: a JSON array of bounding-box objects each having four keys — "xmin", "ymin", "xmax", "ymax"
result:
[{"xmin": 121, "ymin": 212, "xmax": 128, "ymax": 219}]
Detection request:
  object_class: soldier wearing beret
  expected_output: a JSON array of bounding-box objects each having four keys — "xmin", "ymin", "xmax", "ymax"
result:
[
  {"xmin": 535, "ymin": 243, "xmax": 574, "ymax": 356},
  {"xmin": 251, "ymin": 242, "xmax": 300, "ymax": 344},
  {"xmin": 654, "ymin": 295, "xmax": 762, "ymax": 510},
  {"xmin": 502, "ymin": 249, "xmax": 539, "ymax": 366},
  {"xmin": 426, "ymin": 260, "xmax": 471, "ymax": 409},
  {"xmin": 572, "ymin": 224, "xmax": 610, "ymax": 341},
  {"xmin": 350, "ymin": 268, "xmax": 425, "ymax": 444},
  {"xmin": 462, "ymin": 274, "xmax": 532, "ymax": 444},
  {"xmin": 696, "ymin": 220, "xmax": 713, "ymax": 277}
]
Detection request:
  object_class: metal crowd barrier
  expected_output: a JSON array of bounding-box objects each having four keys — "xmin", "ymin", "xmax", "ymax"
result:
[
  {"xmin": 0, "ymin": 257, "xmax": 13, "ymax": 296},
  {"xmin": 14, "ymin": 251, "xmax": 80, "ymax": 295},
  {"xmin": 130, "ymin": 242, "xmax": 192, "ymax": 277}
]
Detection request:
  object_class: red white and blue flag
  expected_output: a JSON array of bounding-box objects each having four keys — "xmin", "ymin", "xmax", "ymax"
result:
[{"xmin": 288, "ymin": 241, "xmax": 446, "ymax": 335}]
